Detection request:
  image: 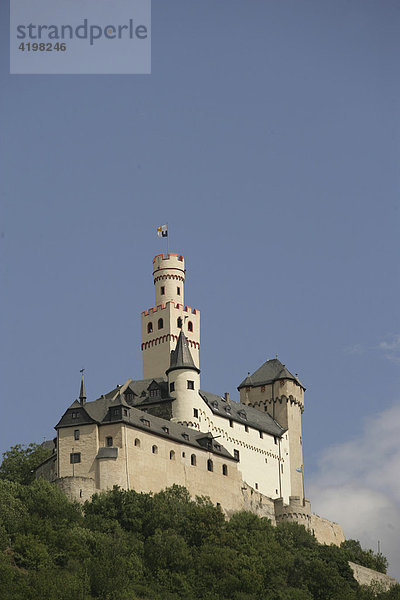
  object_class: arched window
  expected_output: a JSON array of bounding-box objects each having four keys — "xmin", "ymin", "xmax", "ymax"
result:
[
  {"xmin": 170, "ymin": 450, "xmax": 175, "ymax": 460},
  {"xmin": 158, "ymin": 318, "xmax": 163, "ymax": 330},
  {"xmin": 134, "ymin": 438, "xmax": 141, "ymax": 447},
  {"xmin": 177, "ymin": 317, "xmax": 182, "ymax": 328},
  {"xmin": 222, "ymin": 464, "xmax": 228, "ymax": 476},
  {"xmin": 152, "ymin": 445, "xmax": 158, "ymax": 454},
  {"xmin": 188, "ymin": 321, "xmax": 193, "ymax": 332},
  {"xmin": 191, "ymin": 454, "xmax": 196, "ymax": 466},
  {"xmin": 207, "ymin": 459, "xmax": 213, "ymax": 472},
  {"xmin": 147, "ymin": 322, "xmax": 153, "ymax": 333}
]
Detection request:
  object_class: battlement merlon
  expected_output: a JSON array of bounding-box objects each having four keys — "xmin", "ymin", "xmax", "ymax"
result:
[
  {"xmin": 153, "ymin": 253, "xmax": 185, "ymax": 278},
  {"xmin": 141, "ymin": 303, "xmax": 200, "ymax": 317}
]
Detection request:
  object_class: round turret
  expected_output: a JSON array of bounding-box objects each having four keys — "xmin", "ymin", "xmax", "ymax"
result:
[{"xmin": 153, "ymin": 253, "xmax": 185, "ymax": 306}]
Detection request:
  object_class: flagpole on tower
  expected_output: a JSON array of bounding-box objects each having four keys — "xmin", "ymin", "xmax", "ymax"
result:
[{"xmin": 167, "ymin": 222, "xmax": 169, "ymax": 256}]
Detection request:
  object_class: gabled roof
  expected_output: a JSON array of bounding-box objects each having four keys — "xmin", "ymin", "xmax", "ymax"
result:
[
  {"xmin": 237, "ymin": 358, "xmax": 305, "ymax": 390},
  {"xmin": 166, "ymin": 331, "xmax": 200, "ymax": 375},
  {"xmin": 199, "ymin": 390, "xmax": 286, "ymax": 438},
  {"xmin": 56, "ymin": 389, "xmax": 235, "ymax": 460}
]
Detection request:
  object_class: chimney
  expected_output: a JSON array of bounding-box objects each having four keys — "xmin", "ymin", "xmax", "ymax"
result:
[{"xmin": 224, "ymin": 392, "xmax": 230, "ymax": 403}]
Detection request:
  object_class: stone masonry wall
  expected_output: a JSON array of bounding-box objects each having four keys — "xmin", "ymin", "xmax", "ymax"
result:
[{"xmin": 349, "ymin": 562, "xmax": 398, "ymax": 591}]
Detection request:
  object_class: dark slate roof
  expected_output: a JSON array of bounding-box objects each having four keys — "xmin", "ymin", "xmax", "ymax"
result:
[
  {"xmin": 79, "ymin": 374, "xmax": 86, "ymax": 403},
  {"xmin": 123, "ymin": 378, "xmax": 172, "ymax": 407},
  {"xmin": 237, "ymin": 358, "xmax": 305, "ymax": 390},
  {"xmin": 166, "ymin": 331, "xmax": 200, "ymax": 375},
  {"xmin": 199, "ymin": 390, "xmax": 286, "ymax": 438},
  {"xmin": 55, "ymin": 384, "xmax": 235, "ymax": 461},
  {"xmin": 96, "ymin": 447, "xmax": 118, "ymax": 459}
]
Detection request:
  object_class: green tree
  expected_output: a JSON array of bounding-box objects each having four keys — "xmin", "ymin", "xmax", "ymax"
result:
[
  {"xmin": 0, "ymin": 443, "xmax": 52, "ymax": 485},
  {"xmin": 341, "ymin": 539, "xmax": 389, "ymax": 574}
]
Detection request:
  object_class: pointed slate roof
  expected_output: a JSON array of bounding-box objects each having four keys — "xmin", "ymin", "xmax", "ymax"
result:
[
  {"xmin": 79, "ymin": 374, "xmax": 86, "ymax": 403},
  {"xmin": 166, "ymin": 331, "xmax": 200, "ymax": 375},
  {"xmin": 238, "ymin": 358, "xmax": 305, "ymax": 390}
]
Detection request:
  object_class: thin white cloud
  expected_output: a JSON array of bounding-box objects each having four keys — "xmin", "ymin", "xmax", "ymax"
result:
[
  {"xmin": 343, "ymin": 334, "xmax": 400, "ymax": 364},
  {"xmin": 308, "ymin": 404, "xmax": 400, "ymax": 580}
]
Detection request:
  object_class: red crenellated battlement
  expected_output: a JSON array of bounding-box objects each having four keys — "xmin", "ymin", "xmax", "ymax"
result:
[
  {"xmin": 141, "ymin": 302, "xmax": 200, "ymax": 317},
  {"xmin": 153, "ymin": 253, "xmax": 184, "ymax": 263},
  {"xmin": 141, "ymin": 334, "xmax": 200, "ymax": 351}
]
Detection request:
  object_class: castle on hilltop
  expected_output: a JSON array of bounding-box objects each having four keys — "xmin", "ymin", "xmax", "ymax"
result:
[{"xmin": 37, "ymin": 252, "xmax": 344, "ymax": 545}]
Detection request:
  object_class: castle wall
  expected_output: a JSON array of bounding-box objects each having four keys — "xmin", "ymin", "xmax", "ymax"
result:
[
  {"xmin": 192, "ymin": 401, "xmax": 292, "ymax": 503},
  {"xmin": 311, "ymin": 513, "xmax": 345, "ymax": 546},
  {"xmin": 57, "ymin": 420, "xmax": 244, "ymax": 514},
  {"xmin": 348, "ymin": 562, "xmax": 398, "ymax": 591},
  {"xmin": 56, "ymin": 476, "xmax": 96, "ymax": 503},
  {"xmin": 124, "ymin": 427, "xmax": 243, "ymax": 512},
  {"xmin": 58, "ymin": 423, "xmax": 99, "ymax": 481},
  {"xmin": 241, "ymin": 379, "xmax": 304, "ymax": 499},
  {"xmin": 36, "ymin": 454, "xmax": 57, "ymax": 482}
]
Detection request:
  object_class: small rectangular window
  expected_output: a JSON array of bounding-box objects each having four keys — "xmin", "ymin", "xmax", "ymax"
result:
[
  {"xmin": 234, "ymin": 449, "xmax": 240, "ymax": 462},
  {"xmin": 187, "ymin": 380, "xmax": 194, "ymax": 390},
  {"xmin": 274, "ymin": 436, "xmax": 278, "ymax": 445},
  {"xmin": 123, "ymin": 409, "xmax": 128, "ymax": 416},
  {"xmin": 106, "ymin": 436, "xmax": 113, "ymax": 447},
  {"xmin": 255, "ymin": 483, "xmax": 259, "ymax": 490},
  {"xmin": 74, "ymin": 430, "xmax": 80, "ymax": 441},
  {"xmin": 161, "ymin": 286, "xmax": 165, "ymax": 295},
  {"xmin": 169, "ymin": 382, "xmax": 175, "ymax": 393},
  {"xmin": 245, "ymin": 425, "xmax": 249, "ymax": 433},
  {"xmin": 229, "ymin": 419, "xmax": 233, "ymax": 428},
  {"xmin": 177, "ymin": 287, "xmax": 180, "ymax": 295},
  {"xmin": 70, "ymin": 452, "xmax": 81, "ymax": 464},
  {"xmin": 71, "ymin": 412, "xmax": 78, "ymax": 419},
  {"xmin": 259, "ymin": 431, "xmax": 263, "ymax": 439},
  {"xmin": 141, "ymin": 418, "xmax": 150, "ymax": 427},
  {"xmin": 193, "ymin": 408, "xmax": 198, "ymax": 418}
]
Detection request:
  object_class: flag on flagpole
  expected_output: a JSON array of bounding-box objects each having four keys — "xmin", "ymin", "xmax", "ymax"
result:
[{"xmin": 157, "ymin": 224, "xmax": 168, "ymax": 238}]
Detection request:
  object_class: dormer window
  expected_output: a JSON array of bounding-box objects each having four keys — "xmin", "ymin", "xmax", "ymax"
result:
[
  {"xmin": 238, "ymin": 411, "xmax": 247, "ymax": 420},
  {"xmin": 147, "ymin": 322, "xmax": 153, "ymax": 334},
  {"xmin": 149, "ymin": 388, "xmax": 160, "ymax": 398},
  {"xmin": 225, "ymin": 405, "xmax": 231, "ymax": 413},
  {"xmin": 182, "ymin": 433, "xmax": 189, "ymax": 440},
  {"xmin": 162, "ymin": 426, "xmax": 169, "ymax": 434},
  {"xmin": 141, "ymin": 418, "xmax": 150, "ymax": 427},
  {"xmin": 71, "ymin": 412, "xmax": 79, "ymax": 419},
  {"xmin": 124, "ymin": 390, "xmax": 135, "ymax": 404}
]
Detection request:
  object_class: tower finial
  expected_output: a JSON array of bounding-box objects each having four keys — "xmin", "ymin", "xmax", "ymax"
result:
[{"xmin": 79, "ymin": 368, "xmax": 86, "ymax": 405}]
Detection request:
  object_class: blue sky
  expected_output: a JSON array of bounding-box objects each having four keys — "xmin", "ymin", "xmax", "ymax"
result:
[{"xmin": 1, "ymin": 0, "xmax": 400, "ymax": 577}]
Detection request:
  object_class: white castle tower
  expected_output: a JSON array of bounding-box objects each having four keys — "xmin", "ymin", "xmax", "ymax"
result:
[
  {"xmin": 238, "ymin": 360, "xmax": 306, "ymax": 500},
  {"xmin": 141, "ymin": 253, "xmax": 200, "ymax": 379}
]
